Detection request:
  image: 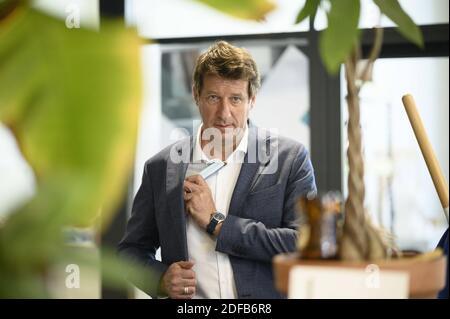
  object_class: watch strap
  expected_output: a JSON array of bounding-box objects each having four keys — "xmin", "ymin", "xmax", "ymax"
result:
[{"xmin": 206, "ymin": 217, "xmax": 218, "ymax": 235}]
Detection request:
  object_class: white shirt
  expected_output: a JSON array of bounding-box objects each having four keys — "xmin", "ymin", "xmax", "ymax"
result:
[{"xmin": 185, "ymin": 124, "xmax": 248, "ymax": 299}]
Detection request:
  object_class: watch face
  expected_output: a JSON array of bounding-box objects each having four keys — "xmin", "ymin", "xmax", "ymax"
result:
[{"xmin": 213, "ymin": 212, "xmax": 225, "ymax": 222}]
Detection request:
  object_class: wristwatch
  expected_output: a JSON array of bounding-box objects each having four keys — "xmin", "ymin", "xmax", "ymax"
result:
[{"xmin": 206, "ymin": 211, "xmax": 226, "ymax": 235}]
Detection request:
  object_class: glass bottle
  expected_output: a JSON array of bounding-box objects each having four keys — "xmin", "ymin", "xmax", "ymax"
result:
[{"xmin": 297, "ymin": 192, "xmax": 343, "ymax": 259}]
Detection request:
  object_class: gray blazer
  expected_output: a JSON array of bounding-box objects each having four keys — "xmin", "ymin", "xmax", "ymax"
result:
[{"xmin": 118, "ymin": 123, "xmax": 316, "ymax": 298}]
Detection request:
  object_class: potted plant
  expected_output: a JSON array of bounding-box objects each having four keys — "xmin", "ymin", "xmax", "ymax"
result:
[{"xmin": 269, "ymin": 0, "xmax": 448, "ymax": 298}]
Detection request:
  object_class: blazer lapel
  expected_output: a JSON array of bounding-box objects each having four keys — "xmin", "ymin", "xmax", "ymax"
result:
[
  {"xmin": 166, "ymin": 137, "xmax": 192, "ymax": 261},
  {"xmin": 228, "ymin": 125, "xmax": 265, "ymax": 218}
]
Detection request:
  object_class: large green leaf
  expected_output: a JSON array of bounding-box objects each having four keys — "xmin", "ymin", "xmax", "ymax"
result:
[
  {"xmin": 319, "ymin": 0, "xmax": 361, "ymax": 74},
  {"xmin": 295, "ymin": 0, "xmax": 320, "ymax": 24},
  {"xmin": 194, "ymin": 0, "xmax": 275, "ymax": 21},
  {"xmin": 373, "ymin": 0, "xmax": 423, "ymax": 48},
  {"xmin": 0, "ymin": 5, "xmax": 143, "ymax": 297},
  {"xmin": 0, "ymin": 6, "xmax": 141, "ymax": 226}
]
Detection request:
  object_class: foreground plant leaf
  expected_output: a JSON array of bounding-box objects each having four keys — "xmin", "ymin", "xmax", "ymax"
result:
[
  {"xmin": 194, "ymin": 0, "xmax": 275, "ymax": 21},
  {"xmin": 295, "ymin": 0, "xmax": 320, "ymax": 24},
  {"xmin": 319, "ymin": 0, "xmax": 360, "ymax": 74},
  {"xmin": 373, "ymin": 0, "xmax": 423, "ymax": 48},
  {"xmin": 0, "ymin": 5, "xmax": 142, "ymax": 297}
]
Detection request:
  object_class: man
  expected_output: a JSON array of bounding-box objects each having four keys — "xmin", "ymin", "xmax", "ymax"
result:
[{"xmin": 118, "ymin": 41, "xmax": 316, "ymax": 299}]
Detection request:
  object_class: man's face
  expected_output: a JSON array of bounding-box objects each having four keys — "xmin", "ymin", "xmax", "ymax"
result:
[{"xmin": 195, "ymin": 74, "xmax": 255, "ymax": 137}]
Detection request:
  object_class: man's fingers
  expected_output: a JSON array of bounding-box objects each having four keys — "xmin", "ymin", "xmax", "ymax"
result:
[
  {"xmin": 186, "ymin": 174, "xmax": 206, "ymax": 186},
  {"xmin": 184, "ymin": 191, "xmax": 193, "ymax": 201},
  {"xmin": 184, "ymin": 180, "xmax": 201, "ymax": 193},
  {"xmin": 182, "ymin": 278, "xmax": 196, "ymax": 288},
  {"xmin": 184, "ymin": 185, "xmax": 192, "ymax": 193},
  {"xmin": 177, "ymin": 260, "xmax": 195, "ymax": 269},
  {"xmin": 163, "ymin": 261, "xmax": 196, "ymax": 299},
  {"xmin": 180, "ymin": 268, "xmax": 196, "ymax": 279},
  {"xmin": 174, "ymin": 286, "xmax": 196, "ymax": 299},
  {"xmin": 169, "ymin": 277, "xmax": 196, "ymax": 299},
  {"xmin": 180, "ymin": 285, "xmax": 196, "ymax": 296}
]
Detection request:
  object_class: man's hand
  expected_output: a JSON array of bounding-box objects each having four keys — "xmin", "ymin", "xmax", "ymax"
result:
[
  {"xmin": 160, "ymin": 261, "xmax": 196, "ymax": 299},
  {"xmin": 184, "ymin": 175, "xmax": 216, "ymax": 229}
]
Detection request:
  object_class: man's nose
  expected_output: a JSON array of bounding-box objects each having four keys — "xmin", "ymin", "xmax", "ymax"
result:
[{"xmin": 217, "ymin": 99, "xmax": 232, "ymax": 120}]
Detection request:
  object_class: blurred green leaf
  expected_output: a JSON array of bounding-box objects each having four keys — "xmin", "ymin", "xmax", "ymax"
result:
[
  {"xmin": 295, "ymin": 0, "xmax": 320, "ymax": 24},
  {"xmin": 0, "ymin": 6, "xmax": 141, "ymax": 227},
  {"xmin": 194, "ymin": 0, "xmax": 275, "ymax": 21},
  {"xmin": 99, "ymin": 249, "xmax": 158, "ymax": 296},
  {"xmin": 0, "ymin": 5, "xmax": 142, "ymax": 297},
  {"xmin": 373, "ymin": 0, "xmax": 423, "ymax": 48},
  {"xmin": 319, "ymin": 0, "xmax": 360, "ymax": 74},
  {"xmin": 53, "ymin": 247, "xmax": 157, "ymax": 298},
  {"xmin": 0, "ymin": 272, "xmax": 50, "ymax": 298}
]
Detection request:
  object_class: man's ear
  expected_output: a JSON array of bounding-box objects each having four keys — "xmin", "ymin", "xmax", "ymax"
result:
[
  {"xmin": 249, "ymin": 96, "xmax": 256, "ymax": 109},
  {"xmin": 192, "ymin": 86, "xmax": 199, "ymax": 105}
]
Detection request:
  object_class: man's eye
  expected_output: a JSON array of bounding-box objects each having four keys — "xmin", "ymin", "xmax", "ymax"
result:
[
  {"xmin": 231, "ymin": 96, "xmax": 242, "ymax": 104},
  {"xmin": 207, "ymin": 95, "xmax": 219, "ymax": 103}
]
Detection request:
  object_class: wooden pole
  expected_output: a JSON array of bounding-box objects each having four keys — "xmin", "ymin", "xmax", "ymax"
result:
[{"xmin": 402, "ymin": 94, "xmax": 449, "ymax": 223}]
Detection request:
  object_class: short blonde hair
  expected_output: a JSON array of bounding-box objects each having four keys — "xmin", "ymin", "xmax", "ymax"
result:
[{"xmin": 193, "ymin": 41, "xmax": 260, "ymax": 99}]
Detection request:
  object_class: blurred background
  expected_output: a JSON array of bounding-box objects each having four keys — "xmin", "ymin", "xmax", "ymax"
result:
[{"xmin": 0, "ymin": 0, "xmax": 448, "ymax": 298}]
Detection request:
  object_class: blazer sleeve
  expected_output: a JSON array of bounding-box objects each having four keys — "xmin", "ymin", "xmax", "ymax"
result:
[
  {"xmin": 215, "ymin": 146, "xmax": 317, "ymax": 262},
  {"xmin": 117, "ymin": 162, "xmax": 168, "ymax": 297}
]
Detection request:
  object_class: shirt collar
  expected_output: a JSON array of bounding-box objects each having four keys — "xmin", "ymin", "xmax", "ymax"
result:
[{"xmin": 193, "ymin": 123, "xmax": 248, "ymax": 163}]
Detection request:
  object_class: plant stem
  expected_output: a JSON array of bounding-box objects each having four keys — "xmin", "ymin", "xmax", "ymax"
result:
[{"xmin": 340, "ymin": 56, "xmax": 369, "ymax": 260}]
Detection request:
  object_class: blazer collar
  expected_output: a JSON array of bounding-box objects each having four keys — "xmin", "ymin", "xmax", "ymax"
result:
[
  {"xmin": 166, "ymin": 136, "xmax": 193, "ymax": 261},
  {"xmin": 227, "ymin": 122, "xmax": 271, "ymax": 218}
]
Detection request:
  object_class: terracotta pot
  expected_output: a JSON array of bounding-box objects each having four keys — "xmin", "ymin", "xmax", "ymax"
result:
[{"xmin": 273, "ymin": 251, "xmax": 447, "ymax": 298}]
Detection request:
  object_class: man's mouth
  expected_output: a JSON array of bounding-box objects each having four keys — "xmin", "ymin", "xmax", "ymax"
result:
[{"xmin": 214, "ymin": 124, "xmax": 234, "ymax": 129}]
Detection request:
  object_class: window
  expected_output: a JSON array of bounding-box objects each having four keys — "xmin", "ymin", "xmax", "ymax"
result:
[
  {"xmin": 315, "ymin": 0, "xmax": 449, "ymax": 30},
  {"xmin": 341, "ymin": 57, "xmax": 449, "ymax": 251},
  {"xmin": 125, "ymin": 0, "xmax": 310, "ymax": 39}
]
